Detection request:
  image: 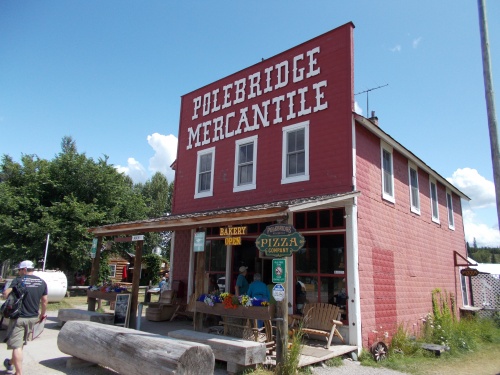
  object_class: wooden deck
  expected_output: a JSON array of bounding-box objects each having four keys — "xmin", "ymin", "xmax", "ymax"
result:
[{"xmin": 263, "ymin": 341, "xmax": 358, "ymax": 368}]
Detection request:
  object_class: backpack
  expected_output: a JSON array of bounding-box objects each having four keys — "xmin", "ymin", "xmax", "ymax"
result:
[{"xmin": 1, "ymin": 279, "xmax": 27, "ymax": 319}]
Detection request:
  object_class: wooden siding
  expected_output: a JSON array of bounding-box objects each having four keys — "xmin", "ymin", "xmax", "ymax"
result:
[
  {"xmin": 355, "ymin": 124, "xmax": 467, "ymax": 347},
  {"xmin": 173, "ymin": 23, "xmax": 355, "ymax": 215}
]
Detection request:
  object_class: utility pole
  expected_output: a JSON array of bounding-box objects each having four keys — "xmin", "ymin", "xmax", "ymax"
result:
[{"xmin": 478, "ymin": 0, "xmax": 500, "ymax": 231}]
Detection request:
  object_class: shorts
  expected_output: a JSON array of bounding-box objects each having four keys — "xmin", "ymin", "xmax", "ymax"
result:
[{"xmin": 6, "ymin": 317, "xmax": 38, "ymax": 349}]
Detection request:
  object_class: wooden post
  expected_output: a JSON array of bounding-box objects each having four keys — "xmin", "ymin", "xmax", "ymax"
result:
[
  {"xmin": 275, "ymin": 281, "xmax": 288, "ymax": 366},
  {"xmin": 128, "ymin": 240, "xmax": 143, "ymax": 329},
  {"xmin": 88, "ymin": 236, "xmax": 103, "ymax": 311},
  {"xmin": 194, "ymin": 244, "xmax": 205, "ymax": 331}
]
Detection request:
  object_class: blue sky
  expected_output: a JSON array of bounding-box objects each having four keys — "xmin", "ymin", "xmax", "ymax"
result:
[{"xmin": 1, "ymin": 1, "xmax": 499, "ymax": 247}]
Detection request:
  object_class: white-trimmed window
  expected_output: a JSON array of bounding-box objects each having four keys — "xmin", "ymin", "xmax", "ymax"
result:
[
  {"xmin": 408, "ymin": 163, "xmax": 420, "ymax": 214},
  {"xmin": 282, "ymin": 121, "xmax": 309, "ymax": 184},
  {"xmin": 109, "ymin": 264, "xmax": 116, "ymax": 278},
  {"xmin": 381, "ymin": 142, "xmax": 395, "ymax": 202},
  {"xmin": 446, "ymin": 190, "xmax": 455, "ymax": 230},
  {"xmin": 430, "ymin": 178, "xmax": 439, "ymax": 223},
  {"xmin": 195, "ymin": 147, "xmax": 215, "ymax": 198},
  {"xmin": 234, "ymin": 135, "xmax": 257, "ymax": 192}
]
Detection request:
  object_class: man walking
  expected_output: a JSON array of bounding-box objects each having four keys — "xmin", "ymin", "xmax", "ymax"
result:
[{"xmin": 3, "ymin": 260, "xmax": 48, "ymax": 375}]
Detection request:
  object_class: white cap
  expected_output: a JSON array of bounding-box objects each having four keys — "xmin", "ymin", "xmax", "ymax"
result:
[
  {"xmin": 239, "ymin": 266, "xmax": 248, "ymax": 273},
  {"xmin": 17, "ymin": 260, "xmax": 34, "ymax": 269}
]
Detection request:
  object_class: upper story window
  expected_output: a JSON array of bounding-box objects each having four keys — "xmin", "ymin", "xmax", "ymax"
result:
[
  {"xmin": 408, "ymin": 163, "xmax": 420, "ymax": 214},
  {"xmin": 381, "ymin": 142, "xmax": 395, "ymax": 202},
  {"xmin": 195, "ymin": 147, "xmax": 215, "ymax": 199},
  {"xmin": 234, "ymin": 136, "xmax": 257, "ymax": 192},
  {"xmin": 282, "ymin": 121, "xmax": 310, "ymax": 184},
  {"xmin": 430, "ymin": 178, "xmax": 440, "ymax": 223},
  {"xmin": 446, "ymin": 190, "xmax": 455, "ymax": 230}
]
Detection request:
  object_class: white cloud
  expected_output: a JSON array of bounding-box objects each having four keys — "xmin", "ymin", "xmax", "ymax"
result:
[
  {"xmin": 116, "ymin": 132, "xmax": 178, "ymax": 184},
  {"xmin": 462, "ymin": 207, "xmax": 500, "ymax": 247},
  {"xmin": 147, "ymin": 133, "xmax": 178, "ymax": 183},
  {"xmin": 390, "ymin": 44, "xmax": 401, "ymax": 52},
  {"xmin": 448, "ymin": 168, "xmax": 500, "ymax": 247},
  {"xmin": 412, "ymin": 37, "xmax": 422, "ymax": 49},
  {"xmin": 116, "ymin": 158, "xmax": 148, "ymax": 183},
  {"xmin": 447, "ymin": 168, "xmax": 496, "ymax": 209},
  {"xmin": 354, "ymin": 101, "xmax": 363, "ymax": 115}
]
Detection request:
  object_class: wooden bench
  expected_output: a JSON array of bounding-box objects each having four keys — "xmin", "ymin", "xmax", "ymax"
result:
[
  {"xmin": 168, "ymin": 329, "xmax": 266, "ymax": 374},
  {"xmin": 57, "ymin": 309, "xmax": 114, "ymax": 327},
  {"xmin": 58, "ymin": 321, "xmax": 214, "ymax": 375},
  {"xmin": 291, "ymin": 303, "xmax": 345, "ymax": 349}
]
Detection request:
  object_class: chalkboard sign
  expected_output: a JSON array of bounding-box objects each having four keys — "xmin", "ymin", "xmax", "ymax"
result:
[{"xmin": 114, "ymin": 293, "xmax": 131, "ymax": 326}]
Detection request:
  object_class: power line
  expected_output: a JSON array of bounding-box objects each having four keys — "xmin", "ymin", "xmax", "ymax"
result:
[{"xmin": 355, "ymin": 84, "xmax": 388, "ymax": 116}]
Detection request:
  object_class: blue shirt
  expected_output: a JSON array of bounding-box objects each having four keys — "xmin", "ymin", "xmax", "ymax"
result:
[
  {"xmin": 236, "ymin": 274, "xmax": 249, "ymax": 295},
  {"xmin": 247, "ymin": 280, "xmax": 270, "ymax": 301}
]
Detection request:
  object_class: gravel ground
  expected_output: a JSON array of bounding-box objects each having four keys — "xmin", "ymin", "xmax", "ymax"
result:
[
  {"xmin": 0, "ymin": 308, "xmax": 408, "ymax": 375},
  {"xmin": 311, "ymin": 359, "xmax": 407, "ymax": 375}
]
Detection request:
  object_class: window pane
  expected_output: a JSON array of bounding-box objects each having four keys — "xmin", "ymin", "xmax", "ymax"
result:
[
  {"xmin": 383, "ymin": 149, "xmax": 393, "ymax": 196},
  {"xmin": 431, "ymin": 183, "xmax": 439, "ymax": 218},
  {"xmin": 447, "ymin": 193, "xmax": 454, "ymax": 226},
  {"xmin": 287, "ymin": 129, "xmax": 305, "ymax": 177},
  {"xmin": 319, "ymin": 210, "xmax": 330, "ymax": 228},
  {"xmin": 205, "ymin": 240, "xmax": 226, "ymax": 272},
  {"xmin": 410, "ymin": 168, "xmax": 419, "ymax": 209},
  {"xmin": 237, "ymin": 142, "xmax": 254, "ymax": 186},
  {"xmin": 320, "ymin": 277, "xmax": 346, "ymax": 308},
  {"xmin": 296, "ymin": 235, "xmax": 317, "ymax": 273},
  {"xmin": 332, "ymin": 209, "xmax": 345, "ymax": 227},
  {"xmin": 319, "ymin": 235, "xmax": 345, "ymax": 274}
]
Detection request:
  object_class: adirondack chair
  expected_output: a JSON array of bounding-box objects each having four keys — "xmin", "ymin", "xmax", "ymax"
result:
[
  {"xmin": 292, "ymin": 303, "xmax": 344, "ymax": 349},
  {"xmin": 145, "ymin": 289, "xmax": 178, "ymax": 321}
]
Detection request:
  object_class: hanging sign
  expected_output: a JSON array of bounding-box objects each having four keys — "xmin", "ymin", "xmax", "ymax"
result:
[
  {"xmin": 461, "ymin": 267, "xmax": 479, "ymax": 277},
  {"xmin": 220, "ymin": 226, "xmax": 247, "ymax": 246},
  {"xmin": 256, "ymin": 224, "xmax": 305, "ymax": 257}
]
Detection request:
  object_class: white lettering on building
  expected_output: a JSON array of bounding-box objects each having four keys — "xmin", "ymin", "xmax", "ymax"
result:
[{"xmin": 187, "ymin": 46, "xmax": 327, "ymax": 150}]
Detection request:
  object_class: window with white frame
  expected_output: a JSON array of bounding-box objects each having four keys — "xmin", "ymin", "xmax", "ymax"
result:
[
  {"xmin": 430, "ymin": 179, "xmax": 439, "ymax": 223},
  {"xmin": 234, "ymin": 135, "xmax": 257, "ymax": 192},
  {"xmin": 408, "ymin": 163, "xmax": 420, "ymax": 214},
  {"xmin": 282, "ymin": 121, "xmax": 309, "ymax": 184},
  {"xmin": 446, "ymin": 190, "xmax": 455, "ymax": 229},
  {"xmin": 109, "ymin": 264, "xmax": 116, "ymax": 278},
  {"xmin": 381, "ymin": 142, "xmax": 395, "ymax": 202},
  {"xmin": 195, "ymin": 147, "xmax": 215, "ymax": 198}
]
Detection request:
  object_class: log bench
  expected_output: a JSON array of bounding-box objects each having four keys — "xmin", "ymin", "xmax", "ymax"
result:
[
  {"xmin": 57, "ymin": 321, "xmax": 215, "ymax": 375},
  {"xmin": 168, "ymin": 329, "xmax": 266, "ymax": 374},
  {"xmin": 57, "ymin": 309, "xmax": 114, "ymax": 327}
]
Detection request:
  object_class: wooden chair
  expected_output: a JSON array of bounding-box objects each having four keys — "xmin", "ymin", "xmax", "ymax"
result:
[
  {"xmin": 145, "ymin": 290, "xmax": 178, "ymax": 321},
  {"xmin": 291, "ymin": 303, "xmax": 344, "ymax": 349}
]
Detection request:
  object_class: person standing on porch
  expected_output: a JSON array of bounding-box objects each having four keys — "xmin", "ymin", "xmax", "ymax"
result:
[
  {"xmin": 247, "ymin": 273, "xmax": 270, "ymax": 301},
  {"xmin": 235, "ymin": 266, "xmax": 249, "ymax": 296}
]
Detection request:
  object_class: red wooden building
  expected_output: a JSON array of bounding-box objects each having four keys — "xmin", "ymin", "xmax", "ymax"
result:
[
  {"xmin": 169, "ymin": 22, "xmax": 469, "ymax": 348},
  {"xmin": 89, "ymin": 22, "xmax": 470, "ymax": 349}
]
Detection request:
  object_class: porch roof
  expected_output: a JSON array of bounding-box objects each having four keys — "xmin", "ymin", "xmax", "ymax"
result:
[{"xmin": 88, "ymin": 191, "xmax": 360, "ymax": 237}]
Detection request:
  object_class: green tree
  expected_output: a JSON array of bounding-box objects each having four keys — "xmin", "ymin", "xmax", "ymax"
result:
[
  {"xmin": 136, "ymin": 172, "xmax": 174, "ymax": 258},
  {"xmin": 0, "ymin": 137, "xmax": 148, "ymax": 275}
]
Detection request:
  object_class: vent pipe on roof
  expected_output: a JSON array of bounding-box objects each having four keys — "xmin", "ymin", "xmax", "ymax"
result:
[{"xmin": 369, "ymin": 111, "xmax": 379, "ymax": 126}]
